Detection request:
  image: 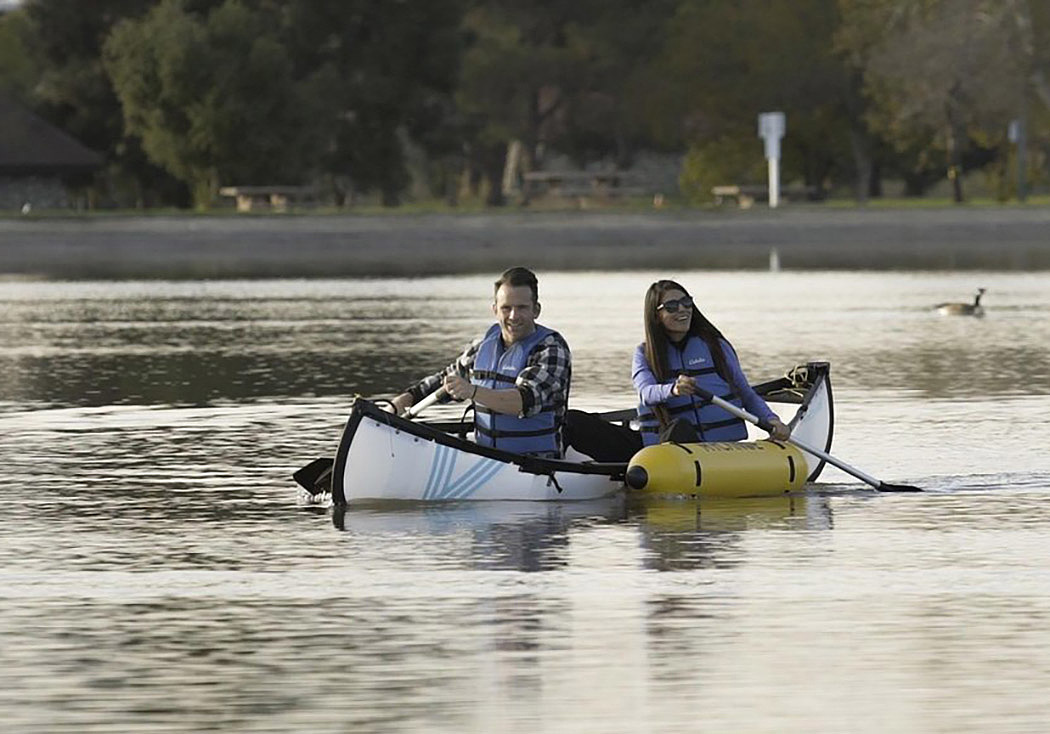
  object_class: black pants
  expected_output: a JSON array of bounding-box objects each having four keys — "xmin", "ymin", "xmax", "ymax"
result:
[
  {"xmin": 659, "ymin": 418, "xmax": 701, "ymax": 444},
  {"xmin": 563, "ymin": 409, "xmax": 643, "ymax": 462}
]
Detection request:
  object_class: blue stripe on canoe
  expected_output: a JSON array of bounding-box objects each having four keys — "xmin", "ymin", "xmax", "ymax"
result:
[
  {"xmin": 424, "ymin": 444, "xmax": 453, "ymax": 500},
  {"xmin": 432, "ymin": 451, "xmax": 484, "ymax": 500},
  {"xmin": 439, "ymin": 447, "xmax": 458, "ymax": 498},
  {"xmin": 437, "ymin": 445, "xmax": 457, "ymax": 500},
  {"xmin": 462, "ymin": 460, "xmax": 506, "ymax": 498},
  {"xmin": 441, "ymin": 457, "xmax": 505, "ymax": 500},
  {"xmin": 421, "ymin": 443, "xmax": 506, "ymax": 501},
  {"xmin": 423, "ymin": 445, "xmax": 440, "ymax": 499}
]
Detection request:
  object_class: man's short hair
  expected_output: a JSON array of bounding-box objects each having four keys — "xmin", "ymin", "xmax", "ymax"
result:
[{"xmin": 494, "ymin": 266, "xmax": 539, "ymax": 303}]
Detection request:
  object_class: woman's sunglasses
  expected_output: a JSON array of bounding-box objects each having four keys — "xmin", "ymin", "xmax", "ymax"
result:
[{"xmin": 657, "ymin": 296, "xmax": 693, "ymax": 314}]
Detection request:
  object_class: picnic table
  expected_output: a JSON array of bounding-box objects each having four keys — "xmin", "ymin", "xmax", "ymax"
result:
[
  {"xmin": 218, "ymin": 185, "xmax": 317, "ymax": 212},
  {"xmin": 711, "ymin": 184, "xmax": 819, "ymax": 208},
  {"xmin": 522, "ymin": 171, "xmax": 647, "ymax": 200}
]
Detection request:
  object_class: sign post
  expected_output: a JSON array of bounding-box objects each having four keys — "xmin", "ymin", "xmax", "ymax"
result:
[
  {"xmin": 758, "ymin": 112, "xmax": 785, "ymax": 208},
  {"xmin": 1008, "ymin": 115, "xmax": 1027, "ymax": 203}
]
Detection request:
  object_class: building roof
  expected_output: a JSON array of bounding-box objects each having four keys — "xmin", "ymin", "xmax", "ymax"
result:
[{"xmin": 0, "ymin": 94, "xmax": 103, "ymax": 174}]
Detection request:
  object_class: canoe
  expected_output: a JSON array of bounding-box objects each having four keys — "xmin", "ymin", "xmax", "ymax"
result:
[{"xmin": 299, "ymin": 361, "xmax": 834, "ymax": 504}]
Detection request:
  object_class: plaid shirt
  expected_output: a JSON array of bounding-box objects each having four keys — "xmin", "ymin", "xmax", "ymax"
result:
[{"xmin": 407, "ymin": 326, "xmax": 572, "ymax": 423}]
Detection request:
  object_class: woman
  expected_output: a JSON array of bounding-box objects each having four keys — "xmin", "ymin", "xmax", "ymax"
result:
[{"xmin": 634, "ymin": 279, "xmax": 790, "ymax": 445}]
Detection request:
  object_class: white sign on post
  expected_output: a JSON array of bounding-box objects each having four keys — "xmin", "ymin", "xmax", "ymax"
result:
[{"xmin": 758, "ymin": 111, "xmax": 785, "ymax": 208}]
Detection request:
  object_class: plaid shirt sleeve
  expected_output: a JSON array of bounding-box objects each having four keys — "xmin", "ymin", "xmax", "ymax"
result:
[
  {"xmin": 407, "ymin": 338, "xmax": 482, "ymax": 403},
  {"xmin": 515, "ymin": 332, "xmax": 572, "ymax": 418},
  {"xmin": 406, "ymin": 330, "xmax": 571, "ymax": 418}
]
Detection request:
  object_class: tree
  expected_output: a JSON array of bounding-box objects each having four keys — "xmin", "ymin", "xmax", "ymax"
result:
[
  {"xmin": 1004, "ymin": 0, "xmax": 1050, "ymax": 110},
  {"xmin": 105, "ymin": 0, "xmax": 328, "ymax": 207},
  {"xmin": 16, "ymin": 0, "xmax": 186, "ymax": 206},
  {"xmin": 456, "ymin": 2, "xmax": 587, "ymax": 204},
  {"xmin": 21, "ymin": 0, "xmax": 151, "ymax": 151},
  {"xmin": 0, "ymin": 8, "xmax": 35, "ymax": 96},
  {"xmin": 276, "ymin": 0, "xmax": 464, "ymax": 206},
  {"xmin": 641, "ymin": 0, "xmax": 856, "ymax": 198},
  {"xmin": 556, "ymin": 0, "xmax": 678, "ymax": 169},
  {"xmin": 455, "ymin": 0, "xmax": 681, "ymax": 205},
  {"xmin": 842, "ymin": 0, "xmax": 1036, "ymax": 202}
]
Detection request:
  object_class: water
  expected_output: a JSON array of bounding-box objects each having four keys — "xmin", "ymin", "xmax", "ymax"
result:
[{"xmin": 2, "ymin": 271, "xmax": 1050, "ymax": 733}]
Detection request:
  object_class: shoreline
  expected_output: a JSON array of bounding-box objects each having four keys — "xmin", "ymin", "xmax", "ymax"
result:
[{"xmin": 1, "ymin": 206, "xmax": 1049, "ymax": 278}]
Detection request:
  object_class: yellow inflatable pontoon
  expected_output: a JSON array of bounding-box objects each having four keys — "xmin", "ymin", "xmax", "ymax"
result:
[{"xmin": 625, "ymin": 440, "xmax": 808, "ymax": 498}]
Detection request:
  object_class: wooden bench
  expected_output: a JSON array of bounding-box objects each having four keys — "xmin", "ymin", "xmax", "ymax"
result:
[
  {"xmin": 712, "ymin": 184, "xmax": 819, "ymax": 207},
  {"xmin": 712, "ymin": 185, "xmax": 758, "ymax": 207},
  {"xmin": 218, "ymin": 185, "xmax": 317, "ymax": 212},
  {"xmin": 523, "ymin": 171, "xmax": 647, "ymax": 201}
]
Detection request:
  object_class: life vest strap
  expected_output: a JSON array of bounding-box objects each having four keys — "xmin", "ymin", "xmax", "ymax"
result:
[
  {"xmin": 471, "ymin": 369, "xmax": 516, "ymax": 385},
  {"xmin": 678, "ymin": 366, "xmax": 718, "ymax": 377},
  {"xmin": 475, "ymin": 423, "xmax": 558, "ymax": 439},
  {"xmin": 703, "ymin": 417, "xmax": 743, "ymax": 431},
  {"xmin": 662, "ymin": 393, "xmax": 738, "ymax": 417},
  {"xmin": 639, "ymin": 417, "xmax": 741, "ymax": 435}
]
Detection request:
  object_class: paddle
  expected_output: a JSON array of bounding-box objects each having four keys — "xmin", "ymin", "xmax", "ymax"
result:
[
  {"xmin": 405, "ymin": 388, "xmax": 446, "ymax": 418},
  {"xmin": 694, "ymin": 387, "xmax": 922, "ymax": 493},
  {"xmin": 293, "ymin": 457, "xmax": 333, "ymax": 494},
  {"xmin": 292, "ymin": 389, "xmax": 449, "ymax": 495}
]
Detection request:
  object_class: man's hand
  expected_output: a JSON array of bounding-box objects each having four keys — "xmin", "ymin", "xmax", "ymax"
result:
[
  {"xmin": 443, "ymin": 375, "xmax": 475, "ymax": 402},
  {"xmin": 390, "ymin": 392, "xmax": 415, "ymax": 416}
]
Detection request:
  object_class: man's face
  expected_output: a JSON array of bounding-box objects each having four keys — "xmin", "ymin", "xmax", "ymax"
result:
[{"xmin": 493, "ymin": 283, "xmax": 539, "ymax": 344}]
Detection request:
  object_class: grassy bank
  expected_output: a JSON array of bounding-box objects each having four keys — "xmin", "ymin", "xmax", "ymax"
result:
[
  {"xmin": 2, "ymin": 205, "xmax": 1049, "ymax": 279},
  {"xmin": 4, "ymin": 193, "xmax": 1050, "ymax": 221}
]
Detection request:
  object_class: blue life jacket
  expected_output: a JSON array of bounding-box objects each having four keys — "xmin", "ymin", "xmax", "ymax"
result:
[
  {"xmin": 637, "ymin": 336, "xmax": 747, "ymax": 446},
  {"xmin": 471, "ymin": 323, "xmax": 561, "ymax": 456}
]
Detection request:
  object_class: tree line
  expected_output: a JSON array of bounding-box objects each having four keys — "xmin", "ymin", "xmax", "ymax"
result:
[{"xmin": 1, "ymin": 0, "xmax": 1047, "ymax": 208}]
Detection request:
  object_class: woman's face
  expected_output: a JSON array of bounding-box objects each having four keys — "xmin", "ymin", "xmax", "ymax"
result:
[{"xmin": 657, "ymin": 288, "xmax": 692, "ymax": 340}]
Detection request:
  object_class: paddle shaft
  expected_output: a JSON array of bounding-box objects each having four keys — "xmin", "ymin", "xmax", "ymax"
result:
[
  {"xmin": 694, "ymin": 388, "xmax": 916, "ymax": 492},
  {"xmin": 405, "ymin": 388, "xmax": 447, "ymax": 418}
]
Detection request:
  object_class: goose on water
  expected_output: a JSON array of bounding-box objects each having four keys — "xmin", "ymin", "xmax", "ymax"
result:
[{"xmin": 935, "ymin": 287, "xmax": 985, "ymax": 316}]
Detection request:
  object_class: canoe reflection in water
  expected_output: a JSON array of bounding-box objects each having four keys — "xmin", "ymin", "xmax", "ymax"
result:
[
  {"xmin": 633, "ymin": 493, "xmax": 834, "ymax": 571},
  {"xmin": 332, "ymin": 497, "xmax": 628, "ymax": 572},
  {"xmin": 329, "ymin": 493, "xmax": 833, "ymax": 572}
]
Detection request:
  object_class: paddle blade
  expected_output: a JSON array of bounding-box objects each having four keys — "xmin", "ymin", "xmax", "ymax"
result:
[
  {"xmin": 876, "ymin": 481, "xmax": 923, "ymax": 493},
  {"xmin": 293, "ymin": 457, "xmax": 334, "ymax": 495}
]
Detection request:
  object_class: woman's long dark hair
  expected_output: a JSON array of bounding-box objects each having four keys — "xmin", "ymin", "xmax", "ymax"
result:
[{"xmin": 643, "ymin": 281, "xmax": 736, "ymax": 428}]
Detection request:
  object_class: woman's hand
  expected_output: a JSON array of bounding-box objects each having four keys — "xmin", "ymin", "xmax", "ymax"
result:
[
  {"xmin": 767, "ymin": 417, "xmax": 791, "ymax": 441},
  {"xmin": 672, "ymin": 374, "xmax": 697, "ymax": 397}
]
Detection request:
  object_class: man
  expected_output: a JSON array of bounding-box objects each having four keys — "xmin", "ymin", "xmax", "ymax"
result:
[{"xmin": 390, "ymin": 267, "xmax": 571, "ymax": 458}]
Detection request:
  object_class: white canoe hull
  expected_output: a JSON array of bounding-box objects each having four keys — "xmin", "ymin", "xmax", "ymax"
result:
[
  {"xmin": 327, "ymin": 362, "xmax": 834, "ymax": 504},
  {"xmin": 334, "ymin": 407, "xmax": 622, "ymax": 502}
]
